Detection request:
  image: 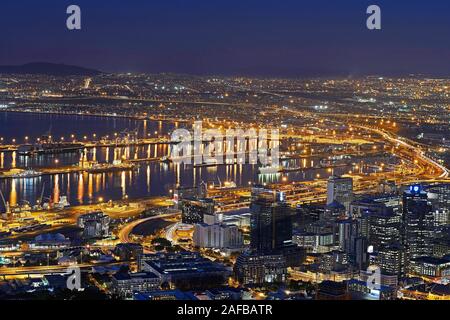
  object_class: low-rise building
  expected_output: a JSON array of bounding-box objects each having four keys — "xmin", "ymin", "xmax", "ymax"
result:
[
  {"xmin": 234, "ymin": 252, "xmax": 287, "ymax": 286},
  {"xmin": 347, "ymin": 279, "xmax": 396, "ymax": 300},
  {"xmin": 111, "ymin": 272, "xmax": 160, "ymax": 298},
  {"xmin": 193, "ymin": 223, "xmax": 243, "ymax": 250},
  {"xmin": 139, "ymin": 252, "xmax": 231, "ymax": 289},
  {"xmin": 29, "ymin": 233, "xmax": 71, "ymax": 249},
  {"xmin": 77, "ymin": 211, "xmax": 110, "ymax": 239},
  {"xmin": 114, "ymin": 243, "xmax": 143, "ymax": 261},
  {"xmin": 409, "ymin": 256, "xmax": 450, "ymax": 279}
]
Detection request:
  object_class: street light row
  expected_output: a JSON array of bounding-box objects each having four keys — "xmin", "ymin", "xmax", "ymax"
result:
[{"xmin": 0, "ymin": 131, "xmax": 162, "ymax": 144}]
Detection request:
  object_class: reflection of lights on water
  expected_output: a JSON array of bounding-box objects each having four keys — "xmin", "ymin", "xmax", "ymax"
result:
[
  {"xmin": 121, "ymin": 171, "xmax": 126, "ymax": 197},
  {"xmin": 77, "ymin": 173, "xmax": 84, "ymax": 204},
  {"xmin": 88, "ymin": 173, "xmax": 93, "ymax": 199},
  {"xmin": 176, "ymin": 163, "xmax": 180, "ymax": 186},
  {"xmin": 9, "ymin": 179, "xmax": 17, "ymax": 207},
  {"xmin": 146, "ymin": 165, "xmax": 151, "ymax": 193},
  {"xmin": 11, "ymin": 151, "xmax": 16, "ymax": 168},
  {"xmin": 193, "ymin": 166, "xmax": 197, "ymax": 186},
  {"xmin": 53, "ymin": 175, "xmax": 60, "ymax": 204},
  {"xmin": 95, "ymin": 174, "xmax": 101, "ymax": 193},
  {"xmin": 66, "ymin": 173, "xmax": 71, "ymax": 196},
  {"xmin": 258, "ymin": 172, "xmax": 281, "ymax": 184}
]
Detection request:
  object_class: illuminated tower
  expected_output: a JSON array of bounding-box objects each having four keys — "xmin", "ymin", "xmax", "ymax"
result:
[
  {"xmin": 327, "ymin": 175, "xmax": 353, "ymax": 211},
  {"xmin": 402, "ymin": 185, "xmax": 434, "ymax": 261},
  {"xmin": 250, "ymin": 187, "xmax": 292, "ymax": 253}
]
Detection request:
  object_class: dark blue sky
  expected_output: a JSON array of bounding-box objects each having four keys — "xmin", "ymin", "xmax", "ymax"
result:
[{"xmin": 0, "ymin": 0, "xmax": 449, "ymax": 76}]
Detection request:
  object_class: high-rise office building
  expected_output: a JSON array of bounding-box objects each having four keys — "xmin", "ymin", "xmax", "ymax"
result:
[
  {"xmin": 250, "ymin": 187, "xmax": 292, "ymax": 253},
  {"xmin": 426, "ymin": 184, "xmax": 450, "ymax": 210},
  {"xmin": 356, "ymin": 202, "xmax": 401, "ymax": 251},
  {"xmin": 402, "ymin": 185, "xmax": 434, "ymax": 261},
  {"xmin": 335, "ymin": 218, "xmax": 358, "ymax": 253},
  {"xmin": 377, "ymin": 243, "xmax": 407, "ymax": 277},
  {"xmin": 234, "ymin": 187, "xmax": 298, "ymax": 286},
  {"xmin": 327, "ymin": 176, "xmax": 353, "ymax": 211},
  {"xmin": 426, "ymin": 184, "xmax": 450, "ymax": 227},
  {"xmin": 352, "ymin": 236, "xmax": 369, "ymax": 270}
]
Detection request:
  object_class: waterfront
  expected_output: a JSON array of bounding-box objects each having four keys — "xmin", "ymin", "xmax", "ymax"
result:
[{"xmin": 0, "ymin": 112, "xmax": 376, "ymax": 213}]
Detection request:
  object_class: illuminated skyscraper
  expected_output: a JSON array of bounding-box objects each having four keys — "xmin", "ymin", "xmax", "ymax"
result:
[
  {"xmin": 402, "ymin": 185, "xmax": 434, "ymax": 261},
  {"xmin": 327, "ymin": 176, "xmax": 353, "ymax": 211},
  {"xmin": 426, "ymin": 184, "xmax": 450, "ymax": 226},
  {"xmin": 250, "ymin": 187, "xmax": 292, "ymax": 253},
  {"xmin": 377, "ymin": 243, "xmax": 407, "ymax": 277},
  {"xmin": 357, "ymin": 202, "xmax": 401, "ymax": 251}
]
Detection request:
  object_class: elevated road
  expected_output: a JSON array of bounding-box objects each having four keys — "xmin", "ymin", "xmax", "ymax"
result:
[
  {"xmin": 0, "ymin": 261, "xmax": 126, "ymax": 277},
  {"xmin": 117, "ymin": 213, "xmax": 179, "ymax": 243},
  {"xmin": 357, "ymin": 125, "xmax": 449, "ymax": 179}
]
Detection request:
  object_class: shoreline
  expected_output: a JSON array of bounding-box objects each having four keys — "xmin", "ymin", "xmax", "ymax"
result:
[{"xmin": 0, "ymin": 108, "xmax": 189, "ymax": 123}]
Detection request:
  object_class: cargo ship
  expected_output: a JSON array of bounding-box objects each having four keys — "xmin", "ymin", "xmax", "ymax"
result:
[
  {"xmin": 18, "ymin": 135, "xmax": 84, "ymax": 156},
  {"xmin": 85, "ymin": 160, "xmax": 137, "ymax": 174},
  {"xmin": 259, "ymin": 165, "xmax": 282, "ymax": 174},
  {"xmin": 0, "ymin": 169, "xmax": 43, "ymax": 179}
]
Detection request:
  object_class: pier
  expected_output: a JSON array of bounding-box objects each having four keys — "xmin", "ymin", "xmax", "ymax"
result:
[{"xmin": 0, "ymin": 137, "xmax": 175, "ymax": 153}]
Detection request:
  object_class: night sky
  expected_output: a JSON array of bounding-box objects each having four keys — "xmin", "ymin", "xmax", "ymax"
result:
[{"xmin": 0, "ymin": 0, "xmax": 449, "ymax": 76}]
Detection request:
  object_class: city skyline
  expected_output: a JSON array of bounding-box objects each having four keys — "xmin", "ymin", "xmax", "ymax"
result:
[{"xmin": 0, "ymin": 0, "xmax": 449, "ymax": 306}]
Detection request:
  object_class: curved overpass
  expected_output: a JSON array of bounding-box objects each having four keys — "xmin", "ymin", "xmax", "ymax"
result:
[
  {"xmin": 117, "ymin": 213, "xmax": 178, "ymax": 243},
  {"xmin": 357, "ymin": 125, "xmax": 449, "ymax": 180}
]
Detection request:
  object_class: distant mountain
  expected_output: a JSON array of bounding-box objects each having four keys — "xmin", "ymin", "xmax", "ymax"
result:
[{"xmin": 0, "ymin": 62, "xmax": 103, "ymax": 76}]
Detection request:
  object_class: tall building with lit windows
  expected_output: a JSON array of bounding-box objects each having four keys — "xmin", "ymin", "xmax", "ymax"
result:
[
  {"xmin": 426, "ymin": 184, "xmax": 450, "ymax": 226},
  {"xmin": 250, "ymin": 187, "xmax": 293, "ymax": 253},
  {"xmin": 181, "ymin": 198, "xmax": 215, "ymax": 224},
  {"xmin": 234, "ymin": 187, "xmax": 298, "ymax": 286},
  {"xmin": 327, "ymin": 175, "xmax": 353, "ymax": 211},
  {"xmin": 377, "ymin": 243, "xmax": 407, "ymax": 277},
  {"xmin": 402, "ymin": 185, "xmax": 434, "ymax": 261},
  {"xmin": 356, "ymin": 201, "xmax": 401, "ymax": 251}
]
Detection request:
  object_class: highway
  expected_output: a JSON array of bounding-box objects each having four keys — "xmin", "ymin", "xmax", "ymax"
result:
[
  {"xmin": 0, "ymin": 261, "xmax": 126, "ymax": 277},
  {"xmin": 358, "ymin": 125, "xmax": 449, "ymax": 179},
  {"xmin": 117, "ymin": 213, "xmax": 179, "ymax": 243},
  {"xmin": 281, "ymin": 107, "xmax": 449, "ymax": 182}
]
